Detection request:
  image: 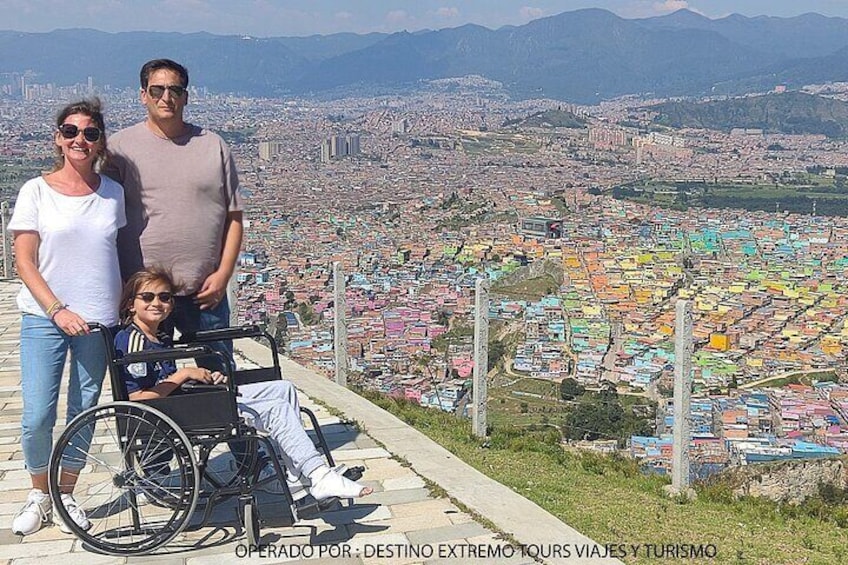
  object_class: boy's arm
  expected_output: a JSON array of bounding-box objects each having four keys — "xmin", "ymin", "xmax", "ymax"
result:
[{"xmin": 128, "ymin": 367, "xmax": 225, "ymax": 400}]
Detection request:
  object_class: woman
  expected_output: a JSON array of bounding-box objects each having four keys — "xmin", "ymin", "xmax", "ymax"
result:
[{"xmin": 7, "ymin": 98, "xmax": 125, "ymax": 536}]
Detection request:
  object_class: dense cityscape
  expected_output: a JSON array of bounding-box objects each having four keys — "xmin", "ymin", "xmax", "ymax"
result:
[{"xmin": 3, "ymin": 71, "xmax": 848, "ymax": 482}]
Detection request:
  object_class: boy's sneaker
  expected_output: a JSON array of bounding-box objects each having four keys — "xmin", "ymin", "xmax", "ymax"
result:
[
  {"xmin": 55, "ymin": 493, "xmax": 91, "ymax": 534},
  {"xmin": 256, "ymin": 463, "xmax": 308, "ymax": 501},
  {"xmin": 134, "ymin": 490, "xmax": 150, "ymax": 506},
  {"xmin": 11, "ymin": 489, "xmax": 51, "ymax": 536}
]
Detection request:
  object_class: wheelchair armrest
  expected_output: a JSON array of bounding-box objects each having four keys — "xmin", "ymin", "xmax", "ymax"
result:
[
  {"xmin": 177, "ymin": 325, "xmax": 263, "ymax": 343},
  {"xmin": 181, "ymin": 381, "xmax": 230, "ymax": 392},
  {"xmin": 120, "ymin": 345, "xmax": 212, "ymax": 365},
  {"xmin": 233, "ymin": 367, "xmax": 280, "ymax": 386}
]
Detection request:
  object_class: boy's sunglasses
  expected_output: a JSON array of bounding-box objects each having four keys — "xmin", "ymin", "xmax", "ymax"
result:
[
  {"xmin": 135, "ymin": 292, "xmax": 174, "ymax": 303},
  {"xmin": 147, "ymin": 84, "xmax": 187, "ymax": 99},
  {"xmin": 58, "ymin": 124, "xmax": 102, "ymax": 142}
]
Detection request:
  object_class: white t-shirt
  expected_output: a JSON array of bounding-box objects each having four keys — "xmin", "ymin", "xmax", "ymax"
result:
[{"xmin": 8, "ymin": 176, "xmax": 126, "ymax": 326}]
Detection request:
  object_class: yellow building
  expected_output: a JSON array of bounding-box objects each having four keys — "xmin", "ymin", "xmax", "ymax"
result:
[{"xmin": 709, "ymin": 332, "xmax": 730, "ymax": 351}]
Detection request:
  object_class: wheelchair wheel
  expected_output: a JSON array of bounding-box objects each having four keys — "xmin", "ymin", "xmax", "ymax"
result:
[
  {"xmin": 49, "ymin": 402, "xmax": 200, "ymax": 555},
  {"xmin": 239, "ymin": 495, "xmax": 261, "ymax": 546}
]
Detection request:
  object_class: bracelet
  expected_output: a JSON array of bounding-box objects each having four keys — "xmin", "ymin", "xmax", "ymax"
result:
[
  {"xmin": 45, "ymin": 300, "xmax": 61, "ymax": 316},
  {"xmin": 47, "ymin": 302, "xmax": 67, "ymax": 319}
]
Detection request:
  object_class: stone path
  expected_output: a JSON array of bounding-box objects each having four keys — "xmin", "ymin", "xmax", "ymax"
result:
[{"xmin": 0, "ymin": 280, "xmax": 617, "ymax": 564}]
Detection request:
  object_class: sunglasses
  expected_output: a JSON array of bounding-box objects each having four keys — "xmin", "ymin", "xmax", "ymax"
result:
[
  {"xmin": 147, "ymin": 84, "xmax": 187, "ymax": 99},
  {"xmin": 135, "ymin": 292, "xmax": 174, "ymax": 303},
  {"xmin": 58, "ymin": 124, "xmax": 102, "ymax": 142}
]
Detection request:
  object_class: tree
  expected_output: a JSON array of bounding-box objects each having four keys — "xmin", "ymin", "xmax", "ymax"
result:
[
  {"xmin": 564, "ymin": 397, "xmax": 624, "ymax": 441},
  {"xmin": 297, "ymin": 301, "xmax": 317, "ymax": 326},
  {"xmin": 488, "ymin": 339, "xmax": 507, "ymax": 370},
  {"xmin": 559, "ymin": 378, "xmax": 585, "ymax": 401}
]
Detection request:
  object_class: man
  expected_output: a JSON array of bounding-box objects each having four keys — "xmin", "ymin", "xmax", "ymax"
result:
[{"xmin": 104, "ymin": 59, "xmax": 243, "ymax": 368}]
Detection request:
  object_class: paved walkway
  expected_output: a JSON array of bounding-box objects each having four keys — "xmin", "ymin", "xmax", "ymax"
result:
[{"xmin": 0, "ymin": 281, "xmax": 618, "ymax": 564}]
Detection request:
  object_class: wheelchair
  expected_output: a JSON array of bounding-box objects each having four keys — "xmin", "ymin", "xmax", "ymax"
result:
[{"xmin": 47, "ymin": 325, "xmax": 361, "ymax": 555}]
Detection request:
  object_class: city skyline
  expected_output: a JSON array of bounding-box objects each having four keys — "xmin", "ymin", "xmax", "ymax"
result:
[{"xmin": 3, "ymin": 0, "xmax": 848, "ymax": 38}]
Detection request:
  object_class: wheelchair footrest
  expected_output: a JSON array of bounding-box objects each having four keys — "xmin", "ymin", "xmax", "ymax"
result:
[
  {"xmin": 294, "ymin": 496, "xmax": 338, "ymax": 519},
  {"xmin": 343, "ymin": 466, "xmax": 365, "ymax": 482}
]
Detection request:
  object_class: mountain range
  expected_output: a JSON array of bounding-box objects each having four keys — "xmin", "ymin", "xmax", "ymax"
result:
[
  {"xmin": 650, "ymin": 92, "xmax": 848, "ymax": 138},
  {"xmin": 4, "ymin": 9, "xmax": 848, "ymax": 103}
]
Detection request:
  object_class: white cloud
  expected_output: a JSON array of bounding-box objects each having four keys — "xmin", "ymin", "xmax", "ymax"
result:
[
  {"xmin": 653, "ymin": 0, "xmax": 691, "ymax": 13},
  {"xmin": 435, "ymin": 7, "xmax": 460, "ymax": 19},
  {"xmin": 386, "ymin": 10, "xmax": 410, "ymax": 25},
  {"xmin": 334, "ymin": 11, "xmax": 353, "ymax": 22},
  {"xmin": 519, "ymin": 6, "xmax": 544, "ymax": 20}
]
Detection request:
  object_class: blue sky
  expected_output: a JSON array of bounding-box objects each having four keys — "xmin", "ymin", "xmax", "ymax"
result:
[{"xmin": 4, "ymin": 1, "xmax": 848, "ymax": 37}]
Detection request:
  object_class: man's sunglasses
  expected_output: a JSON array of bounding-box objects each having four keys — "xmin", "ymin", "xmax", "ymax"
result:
[
  {"xmin": 135, "ymin": 292, "xmax": 174, "ymax": 303},
  {"xmin": 58, "ymin": 124, "xmax": 102, "ymax": 142},
  {"xmin": 147, "ymin": 84, "xmax": 187, "ymax": 99}
]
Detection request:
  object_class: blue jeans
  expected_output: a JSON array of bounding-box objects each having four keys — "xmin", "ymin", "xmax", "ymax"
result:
[
  {"xmin": 20, "ymin": 315, "xmax": 108, "ymax": 474},
  {"xmin": 164, "ymin": 295, "xmax": 234, "ymax": 373}
]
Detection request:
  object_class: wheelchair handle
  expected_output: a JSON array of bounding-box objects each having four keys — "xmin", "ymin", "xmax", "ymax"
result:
[
  {"xmin": 177, "ymin": 325, "xmax": 263, "ymax": 343},
  {"xmin": 120, "ymin": 345, "xmax": 212, "ymax": 365}
]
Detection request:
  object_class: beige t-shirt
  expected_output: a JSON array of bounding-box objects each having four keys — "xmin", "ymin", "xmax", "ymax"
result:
[{"xmin": 103, "ymin": 122, "xmax": 242, "ymax": 294}]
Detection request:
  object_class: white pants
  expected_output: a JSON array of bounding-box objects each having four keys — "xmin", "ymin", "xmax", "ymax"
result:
[{"xmin": 237, "ymin": 380, "xmax": 325, "ymax": 479}]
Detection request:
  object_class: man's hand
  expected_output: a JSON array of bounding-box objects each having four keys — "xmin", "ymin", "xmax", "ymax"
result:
[{"xmin": 195, "ymin": 270, "xmax": 230, "ymax": 310}]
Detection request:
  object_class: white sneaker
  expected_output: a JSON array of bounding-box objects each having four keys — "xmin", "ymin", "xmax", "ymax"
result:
[
  {"xmin": 55, "ymin": 493, "xmax": 91, "ymax": 534},
  {"xmin": 257, "ymin": 463, "xmax": 308, "ymax": 501},
  {"xmin": 134, "ymin": 468, "xmax": 178, "ymax": 507},
  {"xmin": 11, "ymin": 489, "xmax": 51, "ymax": 536},
  {"xmin": 134, "ymin": 490, "xmax": 150, "ymax": 506}
]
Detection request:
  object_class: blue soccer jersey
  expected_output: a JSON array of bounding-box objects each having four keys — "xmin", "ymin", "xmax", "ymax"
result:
[{"xmin": 113, "ymin": 324, "xmax": 177, "ymax": 395}]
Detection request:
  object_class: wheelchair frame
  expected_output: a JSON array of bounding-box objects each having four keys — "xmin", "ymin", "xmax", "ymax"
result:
[{"xmin": 47, "ymin": 324, "xmax": 349, "ymax": 555}]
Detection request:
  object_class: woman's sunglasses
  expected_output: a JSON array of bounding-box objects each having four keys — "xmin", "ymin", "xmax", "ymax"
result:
[
  {"xmin": 135, "ymin": 292, "xmax": 174, "ymax": 303},
  {"xmin": 58, "ymin": 124, "xmax": 102, "ymax": 142}
]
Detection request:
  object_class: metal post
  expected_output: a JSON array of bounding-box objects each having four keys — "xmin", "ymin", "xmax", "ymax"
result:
[
  {"xmin": 227, "ymin": 275, "xmax": 238, "ymax": 326},
  {"xmin": 1, "ymin": 202, "xmax": 10, "ymax": 279},
  {"xmin": 671, "ymin": 299, "xmax": 693, "ymax": 494},
  {"xmin": 333, "ymin": 261, "xmax": 348, "ymax": 387},
  {"xmin": 472, "ymin": 278, "xmax": 489, "ymax": 437}
]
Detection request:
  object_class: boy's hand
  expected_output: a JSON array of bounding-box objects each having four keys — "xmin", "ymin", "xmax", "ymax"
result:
[{"xmin": 191, "ymin": 367, "xmax": 227, "ymax": 384}]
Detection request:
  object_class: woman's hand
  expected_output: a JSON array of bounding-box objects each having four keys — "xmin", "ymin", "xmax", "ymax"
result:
[{"xmin": 53, "ymin": 308, "xmax": 90, "ymax": 336}]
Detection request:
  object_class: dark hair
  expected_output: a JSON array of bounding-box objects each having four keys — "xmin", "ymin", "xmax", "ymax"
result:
[
  {"xmin": 119, "ymin": 267, "xmax": 183, "ymax": 325},
  {"xmin": 52, "ymin": 97, "xmax": 106, "ymax": 171},
  {"xmin": 140, "ymin": 59, "xmax": 189, "ymax": 89}
]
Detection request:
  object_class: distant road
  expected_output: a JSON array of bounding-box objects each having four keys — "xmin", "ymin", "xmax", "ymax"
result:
[
  {"xmin": 601, "ymin": 320, "xmax": 624, "ymax": 381},
  {"xmin": 739, "ymin": 368, "xmax": 835, "ymax": 389}
]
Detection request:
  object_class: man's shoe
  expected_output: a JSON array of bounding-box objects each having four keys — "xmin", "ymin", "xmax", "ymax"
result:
[
  {"xmin": 56, "ymin": 493, "xmax": 91, "ymax": 534},
  {"xmin": 11, "ymin": 489, "xmax": 52, "ymax": 536}
]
